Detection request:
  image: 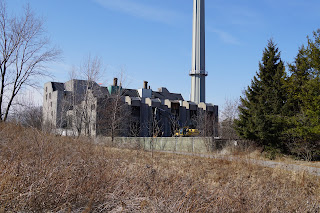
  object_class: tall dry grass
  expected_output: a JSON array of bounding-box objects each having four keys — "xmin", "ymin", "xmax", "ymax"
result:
[{"xmin": 0, "ymin": 122, "xmax": 319, "ymax": 212}]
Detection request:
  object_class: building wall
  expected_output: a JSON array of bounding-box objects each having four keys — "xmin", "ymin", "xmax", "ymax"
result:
[
  {"xmin": 43, "ymin": 79, "xmax": 219, "ymax": 138},
  {"xmin": 43, "ymin": 82, "xmax": 62, "ymax": 128}
]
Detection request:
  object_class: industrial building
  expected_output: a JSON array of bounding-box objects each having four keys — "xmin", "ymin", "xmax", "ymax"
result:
[{"xmin": 42, "ymin": 0, "xmax": 218, "ymax": 137}]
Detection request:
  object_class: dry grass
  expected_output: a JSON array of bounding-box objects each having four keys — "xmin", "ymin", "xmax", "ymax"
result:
[
  {"xmin": 0, "ymin": 123, "xmax": 319, "ymax": 212},
  {"xmin": 271, "ymin": 155, "xmax": 320, "ymax": 168},
  {"xmin": 217, "ymin": 142, "xmax": 320, "ymax": 168}
]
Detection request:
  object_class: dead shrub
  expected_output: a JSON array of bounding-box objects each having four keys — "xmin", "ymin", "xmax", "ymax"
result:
[{"xmin": 0, "ymin": 122, "xmax": 319, "ymax": 212}]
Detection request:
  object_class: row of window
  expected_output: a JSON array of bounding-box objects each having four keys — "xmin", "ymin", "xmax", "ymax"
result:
[
  {"xmin": 45, "ymin": 93, "xmax": 51, "ymax": 101},
  {"xmin": 45, "ymin": 87, "xmax": 50, "ymax": 101}
]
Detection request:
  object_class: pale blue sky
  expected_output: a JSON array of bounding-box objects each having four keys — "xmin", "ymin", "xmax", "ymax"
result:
[{"xmin": 8, "ymin": 0, "xmax": 320, "ymax": 109}]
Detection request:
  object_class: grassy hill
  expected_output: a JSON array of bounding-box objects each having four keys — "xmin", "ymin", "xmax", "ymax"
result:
[{"xmin": 0, "ymin": 122, "xmax": 319, "ymax": 212}]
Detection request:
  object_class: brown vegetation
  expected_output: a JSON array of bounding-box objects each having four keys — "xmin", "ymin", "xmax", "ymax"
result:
[{"xmin": 0, "ymin": 123, "xmax": 319, "ymax": 212}]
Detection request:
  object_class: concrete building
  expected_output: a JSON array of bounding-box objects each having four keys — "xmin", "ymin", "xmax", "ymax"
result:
[
  {"xmin": 43, "ymin": 79, "xmax": 218, "ymax": 137},
  {"xmin": 43, "ymin": 79, "xmax": 108, "ymax": 136}
]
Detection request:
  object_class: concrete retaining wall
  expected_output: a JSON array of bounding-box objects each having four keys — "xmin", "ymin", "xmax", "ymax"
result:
[{"xmin": 95, "ymin": 137, "xmax": 233, "ymax": 153}]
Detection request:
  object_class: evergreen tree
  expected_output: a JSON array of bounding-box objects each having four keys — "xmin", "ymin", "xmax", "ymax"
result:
[
  {"xmin": 235, "ymin": 40, "xmax": 287, "ymax": 150},
  {"xmin": 307, "ymin": 29, "xmax": 320, "ymax": 73},
  {"xmin": 285, "ymin": 30, "xmax": 320, "ymax": 159},
  {"xmin": 286, "ymin": 47, "xmax": 309, "ymax": 110}
]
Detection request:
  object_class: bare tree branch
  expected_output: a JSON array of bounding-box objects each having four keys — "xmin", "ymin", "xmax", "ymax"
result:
[{"xmin": 0, "ymin": 1, "xmax": 60, "ymax": 121}]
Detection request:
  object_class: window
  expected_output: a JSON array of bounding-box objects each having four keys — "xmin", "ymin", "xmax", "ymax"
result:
[
  {"xmin": 91, "ymin": 104, "xmax": 95, "ymax": 111},
  {"xmin": 49, "ymin": 93, "xmax": 51, "ymax": 99},
  {"xmin": 50, "ymin": 102, "xmax": 52, "ymax": 107},
  {"xmin": 46, "ymin": 94, "xmax": 47, "ymax": 101},
  {"xmin": 46, "ymin": 87, "xmax": 47, "ymax": 92},
  {"xmin": 51, "ymin": 111, "xmax": 53, "ymax": 117},
  {"xmin": 68, "ymin": 116, "xmax": 73, "ymax": 128}
]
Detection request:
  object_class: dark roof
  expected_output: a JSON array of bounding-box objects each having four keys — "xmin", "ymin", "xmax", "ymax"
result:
[
  {"xmin": 51, "ymin": 82, "xmax": 64, "ymax": 91},
  {"xmin": 152, "ymin": 91, "xmax": 184, "ymax": 101},
  {"xmin": 122, "ymin": 89, "xmax": 139, "ymax": 97},
  {"xmin": 91, "ymin": 86, "xmax": 109, "ymax": 98},
  {"xmin": 100, "ymin": 87, "xmax": 110, "ymax": 96},
  {"xmin": 121, "ymin": 87, "xmax": 184, "ymax": 100},
  {"xmin": 50, "ymin": 79, "xmax": 184, "ymax": 101}
]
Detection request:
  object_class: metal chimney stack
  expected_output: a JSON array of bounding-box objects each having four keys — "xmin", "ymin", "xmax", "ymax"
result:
[{"xmin": 190, "ymin": 0, "xmax": 207, "ymax": 104}]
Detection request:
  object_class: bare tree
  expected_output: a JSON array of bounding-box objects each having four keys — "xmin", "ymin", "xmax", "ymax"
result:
[
  {"xmin": 53, "ymin": 57, "xmax": 131, "ymax": 139},
  {"xmin": 9, "ymin": 92, "xmax": 42, "ymax": 129},
  {"xmin": 149, "ymin": 111, "xmax": 163, "ymax": 138},
  {"xmin": 0, "ymin": 1, "xmax": 60, "ymax": 122},
  {"xmin": 129, "ymin": 117, "xmax": 141, "ymax": 137},
  {"xmin": 97, "ymin": 75, "xmax": 130, "ymax": 142},
  {"xmin": 64, "ymin": 67, "xmax": 82, "ymax": 136},
  {"xmin": 62, "ymin": 55, "xmax": 104, "ymax": 137},
  {"xmin": 190, "ymin": 109, "xmax": 219, "ymax": 152},
  {"xmin": 169, "ymin": 114, "xmax": 181, "ymax": 136},
  {"xmin": 79, "ymin": 56, "xmax": 103, "ymax": 136},
  {"xmin": 144, "ymin": 109, "xmax": 163, "ymax": 158},
  {"xmin": 220, "ymin": 98, "xmax": 239, "ymax": 141},
  {"xmin": 192, "ymin": 110, "xmax": 216, "ymax": 138},
  {"xmin": 15, "ymin": 105, "xmax": 42, "ymax": 129},
  {"xmin": 129, "ymin": 117, "xmax": 141, "ymax": 149}
]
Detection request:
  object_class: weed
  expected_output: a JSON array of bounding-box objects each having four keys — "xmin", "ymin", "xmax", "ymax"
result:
[{"xmin": 0, "ymin": 123, "xmax": 319, "ymax": 212}]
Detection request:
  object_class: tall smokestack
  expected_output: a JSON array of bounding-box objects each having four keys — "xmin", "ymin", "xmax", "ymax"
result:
[{"xmin": 190, "ymin": 0, "xmax": 207, "ymax": 104}]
